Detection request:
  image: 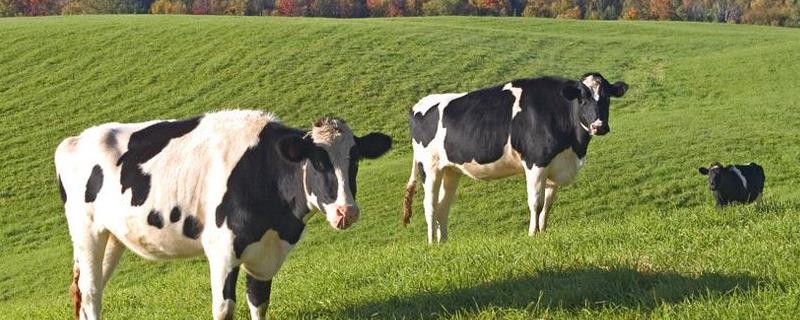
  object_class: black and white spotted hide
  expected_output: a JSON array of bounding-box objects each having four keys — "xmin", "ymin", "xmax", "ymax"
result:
[
  {"xmin": 404, "ymin": 73, "xmax": 628, "ymax": 243},
  {"xmin": 54, "ymin": 110, "xmax": 391, "ymax": 320},
  {"xmin": 698, "ymin": 162, "xmax": 764, "ymax": 207}
]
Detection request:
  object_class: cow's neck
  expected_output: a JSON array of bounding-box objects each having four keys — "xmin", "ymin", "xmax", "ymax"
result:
[{"xmin": 570, "ymin": 105, "xmax": 593, "ymax": 159}]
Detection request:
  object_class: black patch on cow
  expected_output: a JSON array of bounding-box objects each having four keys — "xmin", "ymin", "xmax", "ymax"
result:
[
  {"xmin": 182, "ymin": 215, "xmax": 203, "ymax": 239},
  {"xmin": 118, "ymin": 117, "xmax": 201, "ymax": 206},
  {"xmin": 215, "ymin": 122, "xmax": 308, "ymax": 258},
  {"xmin": 84, "ymin": 165, "xmax": 104, "ymax": 203},
  {"xmin": 509, "ymin": 77, "xmax": 593, "ymax": 168},
  {"xmin": 169, "ymin": 207, "xmax": 181, "ymax": 223},
  {"xmin": 58, "ymin": 175, "xmax": 67, "ymax": 204},
  {"xmin": 223, "ymin": 267, "xmax": 240, "ymax": 302},
  {"xmin": 147, "ymin": 210, "xmax": 163, "ymax": 229},
  {"xmin": 410, "ymin": 104, "xmax": 439, "ymax": 147},
  {"xmin": 246, "ymin": 275, "xmax": 272, "ymax": 308},
  {"xmin": 417, "ymin": 162, "xmax": 426, "ymax": 183},
  {"xmin": 442, "ymin": 86, "xmax": 515, "ymax": 164}
]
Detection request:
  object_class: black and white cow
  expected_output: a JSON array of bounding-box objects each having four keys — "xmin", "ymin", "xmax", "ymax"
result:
[
  {"xmin": 55, "ymin": 110, "xmax": 392, "ymax": 320},
  {"xmin": 403, "ymin": 73, "xmax": 627, "ymax": 243},
  {"xmin": 698, "ymin": 162, "xmax": 764, "ymax": 207}
]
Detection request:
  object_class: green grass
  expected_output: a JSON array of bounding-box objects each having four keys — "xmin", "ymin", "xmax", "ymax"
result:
[{"xmin": 2, "ymin": 15, "xmax": 800, "ymax": 319}]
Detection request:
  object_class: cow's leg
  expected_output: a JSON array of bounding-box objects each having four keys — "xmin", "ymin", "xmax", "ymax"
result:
[
  {"xmin": 208, "ymin": 255, "xmax": 241, "ymax": 320},
  {"xmin": 422, "ymin": 166, "xmax": 443, "ymax": 244},
  {"xmin": 435, "ymin": 168, "xmax": 461, "ymax": 243},
  {"xmin": 523, "ymin": 165, "xmax": 547, "ymax": 236},
  {"xmin": 101, "ymin": 235, "xmax": 125, "ymax": 287},
  {"xmin": 245, "ymin": 275, "xmax": 272, "ymax": 320},
  {"xmin": 68, "ymin": 215, "xmax": 109, "ymax": 320},
  {"xmin": 538, "ymin": 186, "xmax": 557, "ymax": 232}
]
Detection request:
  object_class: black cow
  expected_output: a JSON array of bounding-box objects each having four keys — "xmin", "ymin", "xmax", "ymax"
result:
[
  {"xmin": 698, "ymin": 162, "xmax": 765, "ymax": 207},
  {"xmin": 55, "ymin": 110, "xmax": 391, "ymax": 320},
  {"xmin": 403, "ymin": 73, "xmax": 628, "ymax": 243}
]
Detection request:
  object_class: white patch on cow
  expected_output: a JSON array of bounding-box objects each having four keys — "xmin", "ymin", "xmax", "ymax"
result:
[
  {"xmin": 310, "ymin": 118, "xmax": 344, "ymax": 145},
  {"xmin": 545, "ymin": 148, "xmax": 585, "ymax": 187},
  {"xmin": 239, "ymin": 230, "xmax": 294, "ymax": 281},
  {"xmin": 730, "ymin": 166, "xmax": 748, "ymax": 189},
  {"xmin": 503, "ymin": 82, "xmax": 523, "ymax": 118},
  {"xmin": 303, "ymin": 182, "xmax": 320, "ymax": 218},
  {"xmin": 454, "ymin": 137, "xmax": 524, "ymax": 180},
  {"xmin": 582, "ymin": 75, "xmax": 601, "ymax": 101},
  {"xmin": 524, "ymin": 165, "xmax": 547, "ymax": 236},
  {"xmin": 411, "ymin": 93, "xmax": 466, "ymax": 115},
  {"xmin": 205, "ymin": 235, "xmax": 238, "ymax": 320},
  {"xmin": 248, "ymin": 300, "xmax": 268, "ymax": 320}
]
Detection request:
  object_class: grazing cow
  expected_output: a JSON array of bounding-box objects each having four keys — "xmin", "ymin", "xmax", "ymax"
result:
[
  {"xmin": 55, "ymin": 110, "xmax": 392, "ymax": 320},
  {"xmin": 403, "ymin": 73, "xmax": 628, "ymax": 243},
  {"xmin": 698, "ymin": 162, "xmax": 764, "ymax": 207}
]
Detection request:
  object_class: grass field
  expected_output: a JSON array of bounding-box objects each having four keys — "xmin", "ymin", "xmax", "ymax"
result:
[{"xmin": 2, "ymin": 15, "xmax": 800, "ymax": 319}]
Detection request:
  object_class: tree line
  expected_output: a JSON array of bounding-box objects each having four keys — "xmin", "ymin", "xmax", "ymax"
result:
[{"xmin": 1, "ymin": 0, "xmax": 798, "ymax": 27}]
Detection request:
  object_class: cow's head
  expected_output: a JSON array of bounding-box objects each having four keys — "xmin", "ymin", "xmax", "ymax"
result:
[
  {"xmin": 698, "ymin": 162, "xmax": 738, "ymax": 191},
  {"xmin": 279, "ymin": 118, "xmax": 392, "ymax": 230},
  {"xmin": 561, "ymin": 72, "xmax": 628, "ymax": 136}
]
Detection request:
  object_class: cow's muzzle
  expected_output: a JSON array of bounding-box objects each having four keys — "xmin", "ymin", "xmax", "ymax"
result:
[
  {"xmin": 582, "ymin": 120, "xmax": 609, "ymax": 136},
  {"xmin": 589, "ymin": 120, "xmax": 609, "ymax": 136},
  {"xmin": 331, "ymin": 205, "xmax": 359, "ymax": 230}
]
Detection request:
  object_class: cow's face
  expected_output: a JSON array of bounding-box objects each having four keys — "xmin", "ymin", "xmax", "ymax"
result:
[
  {"xmin": 698, "ymin": 162, "xmax": 735, "ymax": 191},
  {"xmin": 562, "ymin": 73, "xmax": 628, "ymax": 136},
  {"xmin": 279, "ymin": 118, "xmax": 391, "ymax": 230}
]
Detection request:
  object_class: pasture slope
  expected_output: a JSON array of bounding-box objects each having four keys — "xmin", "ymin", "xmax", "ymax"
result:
[{"xmin": 1, "ymin": 15, "xmax": 800, "ymax": 319}]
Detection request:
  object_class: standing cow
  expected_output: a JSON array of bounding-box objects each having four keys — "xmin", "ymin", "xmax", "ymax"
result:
[
  {"xmin": 698, "ymin": 162, "xmax": 764, "ymax": 207},
  {"xmin": 55, "ymin": 110, "xmax": 392, "ymax": 320},
  {"xmin": 403, "ymin": 73, "xmax": 627, "ymax": 243}
]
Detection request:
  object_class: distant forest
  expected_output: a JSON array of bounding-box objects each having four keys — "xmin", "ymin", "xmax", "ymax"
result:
[{"xmin": 2, "ymin": 0, "xmax": 798, "ymax": 27}]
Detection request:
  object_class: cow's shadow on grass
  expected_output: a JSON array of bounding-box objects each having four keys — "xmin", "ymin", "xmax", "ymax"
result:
[{"xmin": 336, "ymin": 267, "xmax": 764, "ymax": 318}]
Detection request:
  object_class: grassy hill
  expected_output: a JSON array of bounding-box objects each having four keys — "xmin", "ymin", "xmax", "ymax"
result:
[{"xmin": 2, "ymin": 15, "xmax": 800, "ymax": 319}]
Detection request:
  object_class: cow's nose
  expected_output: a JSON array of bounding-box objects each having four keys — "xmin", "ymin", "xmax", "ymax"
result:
[
  {"xmin": 590, "ymin": 121, "xmax": 608, "ymax": 135},
  {"xmin": 336, "ymin": 205, "xmax": 359, "ymax": 222}
]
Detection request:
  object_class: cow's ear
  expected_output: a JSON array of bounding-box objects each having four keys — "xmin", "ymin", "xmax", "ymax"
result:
[
  {"xmin": 610, "ymin": 81, "xmax": 628, "ymax": 97},
  {"xmin": 699, "ymin": 167, "xmax": 709, "ymax": 175},
  {"xmin": 356, "ymin": 133, "xmax": 392, "ymax": 159},
  {"xmin": 561, "ymin": 82, "xmax": 581, "ymax": 101},
  {"xmin": 278, "ymin": 136, "xmax": 313, "ymax": 162}
]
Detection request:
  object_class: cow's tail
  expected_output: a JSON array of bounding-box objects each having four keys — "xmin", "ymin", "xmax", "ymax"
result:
[
  {"xmin": 70, "ymin": 263, "xmax": 81, "ymax": 320},
  {"xmin": 403, "ymin": 157, "xmax": 419, "ymax": 227}
]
